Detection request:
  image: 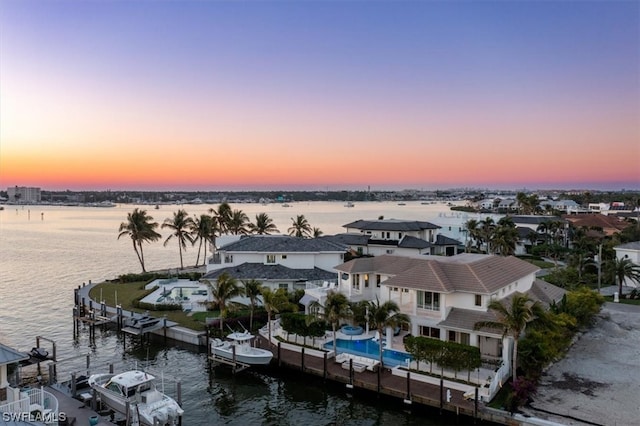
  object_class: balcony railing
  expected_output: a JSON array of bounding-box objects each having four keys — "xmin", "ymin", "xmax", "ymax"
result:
[{"xmin": 0, "ymin": 386, "xmax": 59, "ymax": 424}]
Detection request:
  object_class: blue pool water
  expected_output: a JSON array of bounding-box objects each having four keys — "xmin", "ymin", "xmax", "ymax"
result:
[{"xmin": 324, "ymin": 338, "xmax": 412, "ymax": 367}]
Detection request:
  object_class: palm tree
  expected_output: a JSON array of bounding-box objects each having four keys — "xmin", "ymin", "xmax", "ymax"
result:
[
  {"xmin": 190, "ymin": 214, "xmax": 214, "ymax": 266},
  {"xmin": 312, "ymin": 227, "xmax": 323, "ymax": 238},
  {"xmin": 367, "ymin": 298, "xmax": 410, "ymax": 369},
  {"xmin": 611, "ymin": 257, "xmax": 640, "ymax": 297},
  {"xmin": 288, "ymin": 215, "xmax": 312, "ymax": 238},
  {"xmin": 207, "ymin": 272, "xmax": 243, "ymax": 334},
  {"xmin": 227, "ymin": 209, "xmax": 250, "ymax": 235},
  {"xmin": 242, "ymin": 279, "xmax": 263, "ymax": 331},
  {"xmin": 492, "ymin": 217, "xmax": 518, "ymax": 256},
  {"xmin": 117, "ymin": 208, "xmax": 161, "ymax": 272},
  {"xmin": 209, "ymin": 202, "xmax": 232, "ymax": 235},
  {"xmin": 309, "ymin": 291, "xmax": 351, "ymax": 356},
  {"xmin": 464, "ymin": 219, "xmax": 479, "ymax": 252},
  {"xmin": 479, "ymin": 217, "xmax": 496, "ymax": 253},
  {"xmin": 161, "ymin": 209, "xmax": 195, "ymax": 269},
  {"xmin": 474, "ymin": 293, "xmax": 546, "ymax": 386},
  {"xmin": 260, "ymin": 287, "xmax": 289, "ymax": 343},
  {"xmin": 249, "ymin": 212, "xmax": 279, "ymax": 235}
]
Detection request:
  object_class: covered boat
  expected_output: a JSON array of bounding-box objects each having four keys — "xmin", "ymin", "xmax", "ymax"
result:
[
  {"xmin": 88, "ymin": 370, "xmax": 183, "ymax": 425},
  {"xmin": 211, "ymin": 331, "xmax": 273, "ymax": 366}
]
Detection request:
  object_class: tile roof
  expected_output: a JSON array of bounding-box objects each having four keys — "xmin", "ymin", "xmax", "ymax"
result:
[
  {"xmin": 342, "ymin": 219, "xmax": 440, "ymax": 231},
  {"xmin": 616, "ymin": 241, "xmax": 640, "ymax": 251},
  {"xmin": 434, "ymin": 234, "xmax": 463, "ymax": 246},
  {"xmin": 202, "ymin": 263, "xmax": 336, "ymax": 282},
  {"xmin": 219, "ymin": 235, "xmax": 347, "ymax": 253},
  {"xmin": 0, "ymin": 342, "xmax": 29, "ymax": 365},
  {"xmin": 321, "ymin": 233, "xmax": 371, "ymax": 246},
  {"xmin": 336, "ymin": 254, "xmax": 539, "ymax": 294},
  {"xmin": 509, "ymin": 215, "xmax": 566, "ymax": 225},
  {"xmin": 437, "ymin": 308, "xmax": 501, "ymax": 335},
  {"xmin": 561, "ymin": 214, "xmax": 629, "ymax": 235},
  {"xmin": 528, "ymin": 280, "xmax": 566, "ymax": 307}
]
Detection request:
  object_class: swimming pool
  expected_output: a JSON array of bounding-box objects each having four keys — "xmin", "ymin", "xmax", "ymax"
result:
[{"xmin": 324, "ymin": 338, "xmax": 412, "ymax": 368}]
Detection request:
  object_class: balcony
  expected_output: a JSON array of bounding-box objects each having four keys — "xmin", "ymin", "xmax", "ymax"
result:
[{"xmin": 0, "ymin": 386, "xmax": 59, "ymax": 424}]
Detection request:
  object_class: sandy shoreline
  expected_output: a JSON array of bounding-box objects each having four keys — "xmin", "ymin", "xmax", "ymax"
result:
[{"xmin": 522, "ymin": 301, "xmax": 640, "ymax": 426}]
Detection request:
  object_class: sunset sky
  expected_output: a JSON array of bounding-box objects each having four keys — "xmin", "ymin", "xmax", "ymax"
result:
[{"xmin": 1, "ymin": 1, "xmax": 638, "ymax": 192}]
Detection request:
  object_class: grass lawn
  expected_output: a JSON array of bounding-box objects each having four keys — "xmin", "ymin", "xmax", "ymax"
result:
[
  {"xmin": 89, "ymin": 281, "xmax": 214, "ymax": 331},
  {"xmin": 603, "ymin": 295, "xmax": 640, "ymax": 305},
  {"xmin": 517, "ymin": 256, "xmax": 555, "ymax": 269}
]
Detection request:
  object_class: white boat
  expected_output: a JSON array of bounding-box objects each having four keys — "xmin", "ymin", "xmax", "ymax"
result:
[
  {"xmin": 344, "ymin": 201, "xmax": 355, "ymax": 208},
  {"xmin": 211, "ymin": 331, "xmax": 273, "ymax": 366},
  {"xmin": 88, "ymin": 370, "xmax": 184, "ymax": 426}
]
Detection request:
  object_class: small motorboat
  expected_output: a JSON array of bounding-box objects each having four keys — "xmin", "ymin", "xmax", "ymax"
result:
[
  {"xmin": 88, "ymin": 370, "xmax": 183, "ymax": 426},
  {"xmin": 211, "ymin": 331, "xmax": 273, "ymax": 366}
]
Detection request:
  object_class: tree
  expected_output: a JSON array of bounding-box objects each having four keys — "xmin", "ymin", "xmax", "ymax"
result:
[
  {"xmin": 479, "ymin": 217, "xmax": 496, "ymax": 253},
  {"xmin": 260, "ymin": 287, "xmax": 289, "ymax": 343},
  {"xmin": 117, "ymin": 208, "xmax": 161, "ymax": 272},
  {"xmin": 464, "ymin": 219, "xmax": 479, "ymax": 252},
  {"xmin": 227, "ymin": 209, "xmax": 250, "ymax": 235},
  {"xmin": 209, "ymin": 202, "xmax": 232, "ymax": 235},
  {"xmin": 611, "ymin": 257, "xmax": 640, "ymax": 297},
  {"xmin": 288, "ymin": 215, "xmax": 312, "ymax": 238},
  {"xmin": 309, "ymin": 291, "xmax": 352, "ymax": 356},
  {"xmin": 207, "ymin": 272, "xmax": 243, "ymax": 334},
  {"xmin": 367, "ymin": 298, "xmax": 410, "ymax": 369},
  {"xmin": 474, "ymin": 293, "xmax": 546, "ymax": 386},
  {"xmin": 242, "ymin": 279, "xmax": 263, "ymax": 331},
  {"xmin": 312, "ymin": 227, "xmax": 323, "ymax": 238},
  {"xmin": 190, "ymin": 214, "xmax": 215, "ymax": 266},
  {"xmin": 161, "ymin": 209, "xmax": 195, "ymax": 269},
  {"xmin": 249, "ymin": 212, "xmax": 279, "ymax": 235},
  {"xmin": 492, "ymin": 217, "xmax": 519, "ymax": 256}
]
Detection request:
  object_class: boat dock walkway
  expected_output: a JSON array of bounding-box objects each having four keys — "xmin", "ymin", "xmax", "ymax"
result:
[
  {"xmin": 253, "ymin": 336, "xmax": 515, "ymax": 425},
  {"xmin": 45, "ymin": 385, "xmax": 115, "ymax": 426}
]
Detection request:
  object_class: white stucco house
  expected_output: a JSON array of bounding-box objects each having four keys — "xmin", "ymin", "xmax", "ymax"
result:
[
  {"xmin": 322, "ymin": 219, "xmax": 462, "ymax": 257},
  {"xmin": 304, "ymin": 253, "xmax": 564, "ymax": 397},
  {"xmin": 203, "ymin": 235, "xmax": 348, "ymax": 292},
  {"xmin": 614, "ymin": 241, "xmax": 640, "ymax": 288}
]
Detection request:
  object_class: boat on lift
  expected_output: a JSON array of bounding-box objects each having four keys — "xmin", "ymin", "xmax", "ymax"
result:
[
  {"xmin": 88, "ymin": 370, "xmax": 183, "ymax": 426},
  {"xmin": 211, "ymin": 331, "xmax": 273, "ymax": 366}
]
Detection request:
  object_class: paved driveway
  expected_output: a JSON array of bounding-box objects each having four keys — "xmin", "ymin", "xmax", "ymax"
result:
[{"xmin": 524, "ymin": 302, "xmax": 640, "ymax": 426}]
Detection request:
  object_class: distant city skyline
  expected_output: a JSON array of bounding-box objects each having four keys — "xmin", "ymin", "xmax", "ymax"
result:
[{"xmin": 1, "ymin": 1, "xmax": 638, "ymax": 192}]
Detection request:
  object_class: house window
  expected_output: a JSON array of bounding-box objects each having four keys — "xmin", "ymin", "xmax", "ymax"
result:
[
  {"xmin": 448, "ymin": 330, "xmax": 456, "ymax": 342},
  {"xmin": 353, "ymin": 274, "xmax": 360, "ymax": 290},
  {"xmin": 357, "ymin": 247, "xmax": 363, "ymax": 255},
  {"xmin": 278, "ymin": 283, "xmax": 288, "ymax": 289},
  {"xmin": 364, "ymin": 274, "xmax": 369, "ymax": 288},
  {"xmin": 281, "ymin": 255, "xmax": 287, "ymax": 260},
  {"xmin": 417, "ymin": 291, "xmax": 440, "ymax": 311},
  {"xmin": 224, "ymin": 254, "xmax": 233, "ymax": 263},
  {"xmin": 266, "ymin": 254, "xmax": 276, "ymax": 264},
  {"xmin": 460, "ymin": 333, "xmax": 470, "ymax": 345},
  {"xmin": 398, "ymin": 232, "xmax": 403, "ymax": 239},
  {"xmin": 376, "ymin": 274, "xmax": 381, "ymax": 288},
  {"xmin": 419, "ymin": 326, "xmax": 440, "ymax": 339},
  {"xmin": 386, "ymin": 249, "xmax": 394, "ymax": 254},
  {"xmin": 475, "ymin": 294, "xmax": 482, "ymax": 307}
]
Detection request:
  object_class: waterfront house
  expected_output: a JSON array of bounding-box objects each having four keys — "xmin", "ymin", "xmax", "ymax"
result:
[
  {"xmin": 308, "ymin": 253, "xmax": 564, "ymax": 392},
  {"xmin": 614, "ymin": 241, "xmax": 640, "ymax": 288},
  {"xmin": 323, "ymin": 218, "xmax": 462, "ymax": 257},
  {"xmin": 204, "ymin": 235, "xmax": 347, "ymax": 292}
]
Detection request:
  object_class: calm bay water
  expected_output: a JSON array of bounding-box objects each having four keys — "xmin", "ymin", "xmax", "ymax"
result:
[{"xmin": 0, "ymin": 201, "xmax": 472, "ymax": 425}]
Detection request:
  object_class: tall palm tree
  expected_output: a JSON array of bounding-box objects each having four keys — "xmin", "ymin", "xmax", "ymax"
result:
[
  {"xmin": 161, "ymin": 209, "xmax": 195, "ymax": 269},
  {"xmin": 207, "ymin": 272, "xmax": 243, "ymax": 334},
  {"xmin": 464, "ymin": 219, "xmax": 479, "ymax": 252},
  {"xmin": 117, "ymin": 208, "xmax": 161, "ymax": 272},
  {"xmin": 227, "ymin": 209, "xmax": 250, "ymax": 235},
  {"xmin": 209, "ymin": 202, "xmax": 233, "ymax": 235},
  {"xmin": 260, "ymin": 287, "xmax": 288, "ymax": 343},
  {"xmin": 312, "ymin": 227, "xmax": 323, "ymax": 238},
  {"xmin": 248, "ymin": 212, "xmax": 279, "ymax": 235},
  {"xmin": 242, "ymin": 279, "xmax": 263, "ymax": 331},
  {"xmin": 367, "ymin": 298, "xmax": 410, "ymax": 369},
  {"xmin": 309, "ymin": 291, "xmax": 352, "ymax": 356},
  {"xmin": 474, "ymin": 293, "xmax": 546, "ymax": 386},
  {"xmin": 611, "ymin": 257, "xmax": 640, "ymax": 297},
  {"xmin": 479, "ymin": 217, "xmax": 496, "ymax": 253},
  {"xmin": 288, "ymin": 215, "xmax": 312, "ymax": 238},
  {"xmin": 190, "ymin": 214, "xmax": 214, "ymax": 266},
  {"xmin": 492, "ymin": 217, "xmax": 518, "ymax": 256}
]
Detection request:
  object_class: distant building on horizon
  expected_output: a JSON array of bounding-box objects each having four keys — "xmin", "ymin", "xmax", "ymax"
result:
[{"xmin": 6, "ymin": 186, "xmax": 41, "ymax": 203}]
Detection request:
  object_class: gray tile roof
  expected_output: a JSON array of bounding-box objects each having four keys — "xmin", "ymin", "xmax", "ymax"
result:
[
  {"xmin": 437, "ymin": 308, "xmax": 501, "ymax": 335},
  {"xmin": 528, "ymin": 279, "xmax": 566, "ymax": 307},
  {"xmin": 202, "ymin": 263, "xmax": 336, "ymax": 282},
  {"xmin": 508, "ymin": 215, "xmax": 566, "ymax": 225},
  {"xmin": 0, "ymin": 342, "xmax": 29, "ymax": 365},
  {"xmin": 342, "ymin": 219, "xmax": 440, "ymax": 231},
  {"xmin": 336, "ymin": 254, "xmax": 539, "ymax": 294},
  {"xmin": 321, "ymin": 233, "xmax": 371, "ymax": 246},
  {"xmin": 397, "ymin": 235, "xmax": 431, "ymax": 249},
  {"xmin": 220, "ymin": 235, "xmax": 348, "ymax": 253},
  {"xmin": 434, "ymin": 234, "xmax": 462, "ymax": 246},
  {"xmin": 616, "ymin": 241, "xmax": 640, "ymax": 251}
]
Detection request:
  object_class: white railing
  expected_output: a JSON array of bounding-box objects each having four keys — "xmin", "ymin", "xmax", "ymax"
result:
[{"xmin": 0, "ymin": 386, "xmax": 59, "ymax": 424}]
